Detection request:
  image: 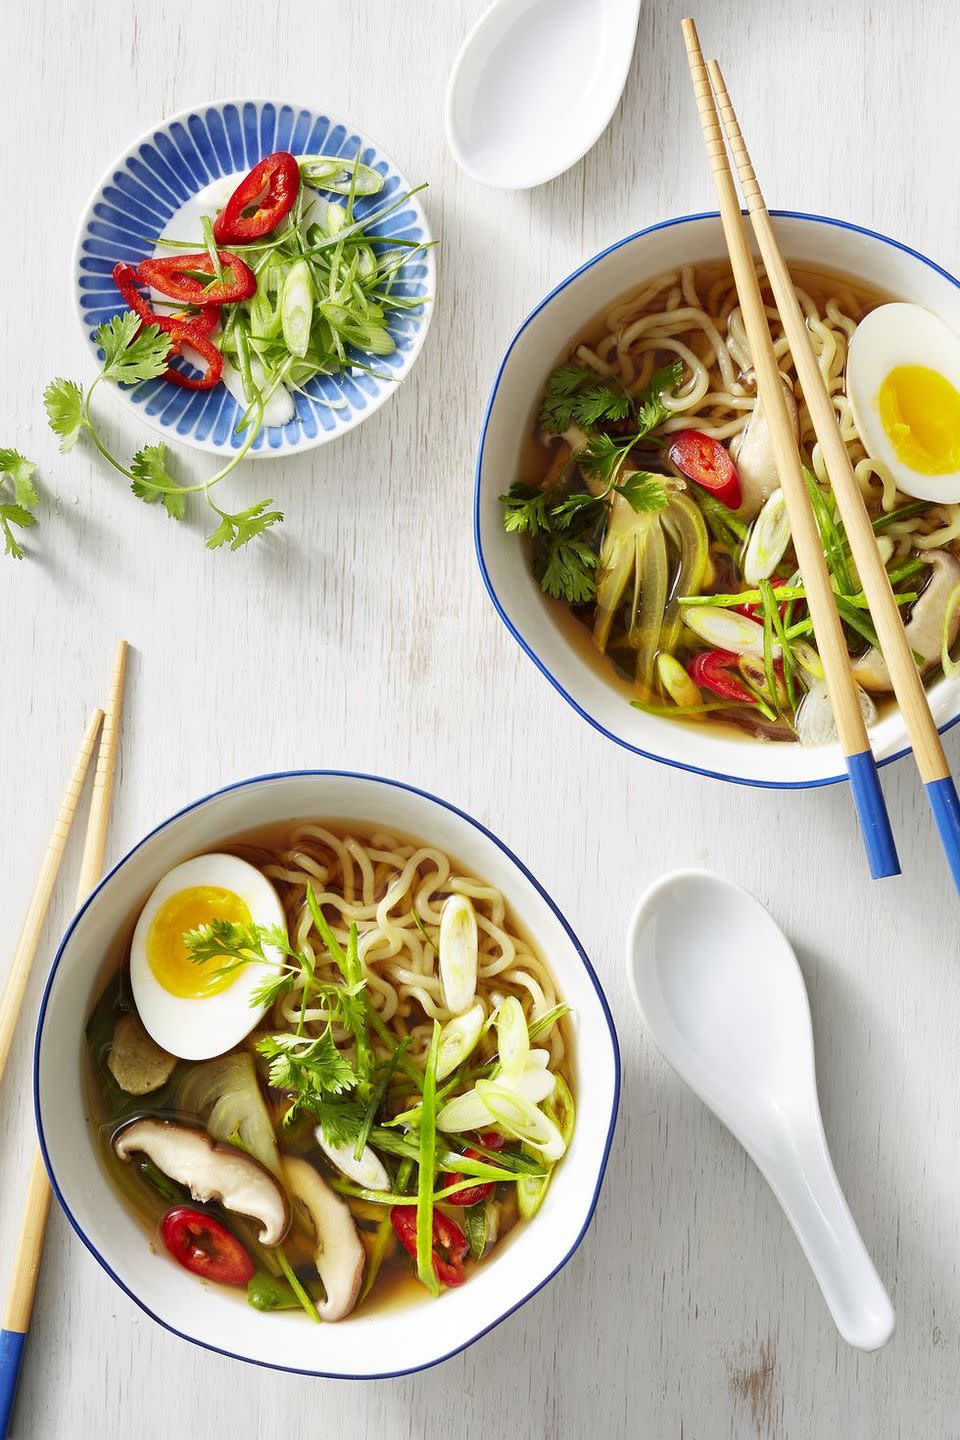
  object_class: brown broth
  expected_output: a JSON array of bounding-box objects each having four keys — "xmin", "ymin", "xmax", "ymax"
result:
[{"xmin": 83, "ymin": 819, "xmax": 574, "ymax": 1319}]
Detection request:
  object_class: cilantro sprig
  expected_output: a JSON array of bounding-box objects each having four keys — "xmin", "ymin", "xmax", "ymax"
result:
[
  {"xmin": 0, "ymin": 449, "xmax": 39, "ymax": 560},
  {"xmin": 500, "ymin": 360, "xmax": 682, "ymax": 603},
  {"xmin": 539, "ymin": 364, "xmax": 634, "ymax": 433},
  {"xmin": 43, "ymin": 315, "xmax": 281, "ymax": 552},
  {"xmin": 183, "ymin": 881, "xmax": 380, "ymax": 1139}
]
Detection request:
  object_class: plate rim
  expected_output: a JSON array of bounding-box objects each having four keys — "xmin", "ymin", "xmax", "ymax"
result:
[{"xmin": 71, "ymin": 95, "xmax": 436, "ymax": 459}]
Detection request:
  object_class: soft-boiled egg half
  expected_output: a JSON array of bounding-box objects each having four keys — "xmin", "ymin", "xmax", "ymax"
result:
[
  {"xmin": 847, "ymin": 302, "xmax": 960, "ymax": 503},
  {"xmin": 130, "ymin": 854, "xmax": 286, "ymax": 1061}
]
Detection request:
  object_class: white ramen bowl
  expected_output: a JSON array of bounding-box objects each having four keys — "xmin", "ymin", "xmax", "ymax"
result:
[
  {"xmin": 475, "ymin": 211, "xmax": 960, "ymax": 788},
  {"xmin": 35, "ymin": 771, "xmax": 619, "ymax": 1378}
]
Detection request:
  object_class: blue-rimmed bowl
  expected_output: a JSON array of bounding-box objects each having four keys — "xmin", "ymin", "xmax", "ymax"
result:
[
  {"xmin": 35, "ymin": 771, "xmax": 619, "ymax": 1378},
  {"xmin": 73, "ymin": 100, "xmax": 435, "ymax": 458},
  {"xmin": 475, "ymin": 211, "xmax": 960, "ymax": 788}
]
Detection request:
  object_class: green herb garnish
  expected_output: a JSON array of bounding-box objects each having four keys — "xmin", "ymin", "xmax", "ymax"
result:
[
  {"xmin": 0, "ymin": 448, "xmax": 39, "ymax": 559},
  {"xmin": 44, "ymin": 318, "xmax": 278, "ymax": 552},
  {"xmin": 501, "ymin": 361, "xmax": 681, "ymax": 603}
]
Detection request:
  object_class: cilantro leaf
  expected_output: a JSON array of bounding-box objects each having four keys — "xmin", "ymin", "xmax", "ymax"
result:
[
  {"xmin": 206, "ymin": 498, "xmax": 284, "ymax": 551},
  {"xmin": 96, "ymin": 314, "xmax": 171, "ymax": 386},
  {"xmin": 256, "ymin": 1030, "xmax": 359, "ymax": 1130},
  {"xmin": 0, "ymin": 449, "xmax": 39, "ymax": 560},
  {"xmin": 130, "ymin": 443, "xmax": 186, "ymax": 520},
  {"xmin": 635, "ymin": 360, "xmax": 683, "ymax": 434},
  {"xmin": 44, "ymin": 378, "xmax": 87, "ymax": 453},
  {"xmin": 615, "ymin": 470, "xmax": 670, "ymax": 514},
  {"xmin": 0, "ymin": 504, "xmax": 37, "ymax": 560},
  {"xmin": 310, "ymin": 1098, "xmax": 367, "ymax": 1149},
  {"xmin": 535, "ymin": 536, "xmax": 599, "ymax": 603},
  {"xmin": 0, "ymin": 449, "xmax": 38, "ymax": 508},
  {"xmin": 580, "ymin": 431, "xmax": 630, "ymax": 487},
  {"xmin": 573, "ymin": 380, "xmax": 633, "ymax": 428},
  {"xmin": 539, "ymin": 363, "xmax": 634, "ymax": 434},
  {"xmin": 499, "ymin": 482, "xmax": 549, "ymax": 537}
]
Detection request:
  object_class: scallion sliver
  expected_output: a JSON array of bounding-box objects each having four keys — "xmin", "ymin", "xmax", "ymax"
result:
[{"xmin": 416, "ymin": 1020, "xmax": 442, "ymax": 1297}]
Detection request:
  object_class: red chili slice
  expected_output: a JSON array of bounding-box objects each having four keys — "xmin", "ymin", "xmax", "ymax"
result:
[
  {"xmin": 213, "ymin": 151, "xmax": 301, "ymax": 244},
  {"xmin": 687, "ymin": 649, "xmax": 755, "ymax": 703},
  {"xmin": 163, "ymin": 328, "xmax": 224, "ymax": 390},
  {"xmin": 159, "ymin": 1206, "xmax": 254, "ymax": 1287},
  {"xmin": 390, "ymin": 1206, "xmax": 468, "ymax": 1288},
  {"xmin": 443, "ymin": 1131, "xmax": 505, "ymax": 1208},
  {"xmin": 667, "ymin": 430, "xmax": 742, "ymax": 509},
  {"xmin": 137, "ymin": 252, "xmax": 256, "ymax": 305},
  {"xmin": 112, "ymin": 263, "xmax": 220, "ymax": 344}
]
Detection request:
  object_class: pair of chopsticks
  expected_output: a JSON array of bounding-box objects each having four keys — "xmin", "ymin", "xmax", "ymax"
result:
[
  {"xmin": 681, "ymin": 19, "xmax": 960, "ymax": 890},
  {"xmin": 0, "ymin": 641, "xmax": 129, "ymax": 1440}
]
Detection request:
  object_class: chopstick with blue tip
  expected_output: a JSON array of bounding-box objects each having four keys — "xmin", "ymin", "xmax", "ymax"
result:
[
  {"xmin": 705, "ymin": 54, "xmax": 960, "ymax": 894},
  {"xmin": 681, "ymin": 18, "xmax": 900, "ymax": 880},
  {"xmin": 0, "ymin": 641, "xmax": 128, "ymax": 1440}
]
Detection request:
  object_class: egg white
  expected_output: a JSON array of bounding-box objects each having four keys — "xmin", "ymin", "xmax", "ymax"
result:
[
  {"xmin": 130, "ymin": 853, "xmax": 286, "ymax": 1061},
  {"xmin": 847, "ymin": 302, "xmax": 960, "ymax": 503}
]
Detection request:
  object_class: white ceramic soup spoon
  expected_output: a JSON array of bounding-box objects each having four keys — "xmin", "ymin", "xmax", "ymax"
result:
[
  {"xmin": 627, "ymin": 869, "xmax": 895, "ymax": 1351},
  {"xmin": 445, "ymin": 0, "xmax": 642, "ymax": 189}
]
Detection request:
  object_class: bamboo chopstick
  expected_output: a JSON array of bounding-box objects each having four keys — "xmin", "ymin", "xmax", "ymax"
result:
[
  {"xmin": 706, "ymin": 57, "xmax": 960, "ymax": 892},
  {"xmin": 0, "ymin": 640, "xmax": 129, "ymax": 1440},
  {"xmin": 681, "ymin": 18, "xmax": 899, "ymax": 879},
  {"xmin": 0, "ymin": 709, "xmax": 103, "ymax": 1086}
]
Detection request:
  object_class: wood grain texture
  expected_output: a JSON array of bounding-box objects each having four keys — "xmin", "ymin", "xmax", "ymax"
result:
[{"xmin": 2, "ymin": 0, "xmax": 960, "ymax": 1435}]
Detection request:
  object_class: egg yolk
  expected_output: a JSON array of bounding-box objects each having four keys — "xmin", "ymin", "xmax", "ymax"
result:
[
  {"xmin": 878, "ymin": 364, "xmax": 960, "ymax": 475},
  {"xmin": 147, "ymin": 886, "xmax": 252, "ymax": 999}
]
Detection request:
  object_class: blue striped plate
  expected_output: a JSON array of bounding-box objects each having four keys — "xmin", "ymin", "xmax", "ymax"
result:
[{"xmin": 73, "ymin": 99, "xmax": 435, "ymax": 458}]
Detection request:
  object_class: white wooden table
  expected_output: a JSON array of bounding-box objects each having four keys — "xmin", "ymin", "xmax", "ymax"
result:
[{"xmin": 3, "ymin": 0, "xmax": 960, "ymax": 1434}]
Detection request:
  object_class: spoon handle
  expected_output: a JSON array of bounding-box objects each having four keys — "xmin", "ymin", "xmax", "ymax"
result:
[{"xmin": 758, "ymin": 1119, "xmax": 895, "ymax": 1351}]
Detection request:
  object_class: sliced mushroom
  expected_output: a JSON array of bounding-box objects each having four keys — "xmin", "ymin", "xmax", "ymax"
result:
[
  {"xmin": 285, "ymin": 1156, "xmax": 365, "ymax": 1322},
  {"xmin": 107, "ymin": 1013, "xmax": 176, "ymax": 1096},
  {"xmin": 113, "ymin": 1118, "xmax": 289, "ymax": 1245},
  {"xmin": 731, "ymin": 373, "xmax": 799, "ymax": 519},
  {"xmin": 852, "ymin": 550, "xmax": 960, "ymax": 692}
]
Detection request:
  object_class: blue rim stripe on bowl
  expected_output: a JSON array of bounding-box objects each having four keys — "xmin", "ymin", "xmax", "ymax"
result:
[
  {"xmin": 72, "ymin": 99, "xmax": 435, "ymax": 458},
  {"xmin": 34, "ymin": 769, "xmax": 620, "ymax": 1380},
  {"xmin": 474, "ymin": 208, "xmax": 960, "ymax": 792}
]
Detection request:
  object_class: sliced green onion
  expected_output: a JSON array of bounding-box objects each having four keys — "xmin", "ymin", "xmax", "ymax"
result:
[
  {"xmin": 683, "ymin": 605, "xmax": 777, "ymax": 658},
  {"xmin": 743, "ymin": 488, "xmax": 790, "ymax": 585},
  {"xmin": 415, "ymin": 1020, "xmax": 442, "ymax": 1296},
  {"xmin": 657, "ymin": 652, "xmax": 701, "ymax": 708},
  {"xmin": 436, "ymin": 1002, "xmax": 485, "ymax": 1080},
  {"xmin": 436, "ymin": 1086, "xmax": 493, "ymax": 1133},
  {"xmin": 465, "ymin": 1205, "xmax": 487, "ymax": 1260},
  {"xmin": 495, "ymin": 996, "xmax": 529, "ymax": 1075},
  {"xmin": 439, "ymin": 896, "xmax": 478, "ymax": 1014},
  {"xmin": 474, "ymin": 1081, "xmax": 567, "ymax": 1162},
  {"xmin": 517, "ymin": 1155, "xmax": 551, "ymax": 1220},
  {"xmin": 527, "ymin": 1003, "xmax": 571, "ymax": 1042},
  {"xmin": 942, "ymin": 583, "xmax": 960, "ymax": 677},
  {"xmin": 280, "ymin": 259, "xmax": 314, "ymax": 359},
  {"xmin": 545, "ymin": 1074, "xmax": 576, "ymax": 1146},
  {"xmin": 299, "ymin": 155, "xmax": 385, "ymax": 197},
  {"xmin": 793, "ymin": 640, "xmax": 824, "ymax": 681},
  {"xmin": 275, "ymin": 1246, "xmax": 321, "ymax": 1324}
]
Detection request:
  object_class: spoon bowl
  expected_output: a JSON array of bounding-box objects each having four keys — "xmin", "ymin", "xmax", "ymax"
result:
[
  {"xmin": 445, "ymin": 0, "xmax": 642, "ymax": 190},
  {"xmin": 628, "ymin": 869, "xmax": 895, "ymax": 1351}
]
